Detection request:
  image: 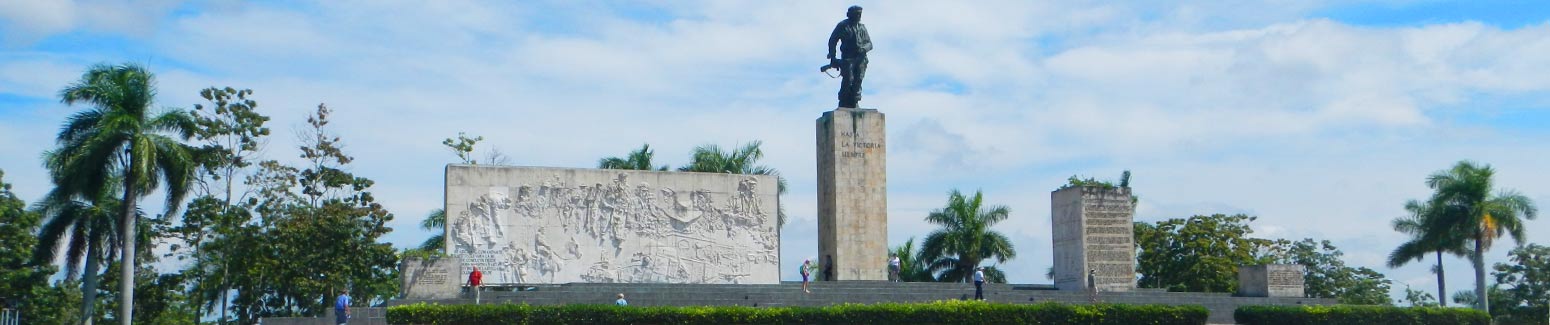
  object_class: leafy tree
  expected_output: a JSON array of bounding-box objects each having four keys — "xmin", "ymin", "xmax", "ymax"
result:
[
  {"xmin": 889, "ymin": 237, "xmax": 934, "ymax": 282},
  {"xmin": 1135, "ymin": 214, "xmax": 1394, "ymax": 304},
  {"xmin": 1, "ymin": 170, "xmax": 67, "ymax": 322},
  {"xmin": 49, "ymin": 63, "xmax": 197, "ymax": 324},
  {"xmin": 174, "ymin": 86, "xmax": 269, "ymax": 324},
  {"xmin": 1425, "ymin": 161, "xmax": 1538, "ymax": 311},
  {"xmin": 599, "ymin": 144, "xmax": 669, "ymax": 171},
  {"xmin": 1451, "ymin": 286, "xmax": 1518, "ymax": 320},
  {"xmin": 1387, "ymin": 199, "xmax": 1468, "ymax": 307},
  {"xmin": 1057, "ymin": 170, "xmax": 1131, "ymax": 190},
  {"xmin": 919, "ymin": 189, "xmax": 1016, "ymax": 283},
  {"xmin": 1134, "ymin": 214, "xmax": 1274, "ymax": 292},
  {"xmin": 1058, "ymin": 170, "xmax": 1137, "ymax": 203},
  {"xmin": 1401, "ymin": 286, "xmax": 1439, "ymax": 307},
  {"xmin": 443, "ymin": 132, "xmax": 483, "ymax": 165},
  {"xmin": 1491, "ymin": 243, "xmax": 1550, "ymax": 323},
  {"xmin": 1270, "ymin": 238, "xmax": 1393, "ymax": 305},
  {"xmin": 678, "ymin": 141, "xmax": 788, "ymax": 226},
  {"xmin": 441, "ymin": 132, "xmax": 510, "ymax": 165},
  {"xmin": 220, "ymin": 104, "xmax": 399, "ymax": 321}
]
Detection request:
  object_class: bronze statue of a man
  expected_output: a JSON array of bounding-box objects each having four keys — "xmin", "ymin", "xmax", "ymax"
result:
[{"xmin": 827, "ymin": 5, "xmax": 872, "ymax": 108}]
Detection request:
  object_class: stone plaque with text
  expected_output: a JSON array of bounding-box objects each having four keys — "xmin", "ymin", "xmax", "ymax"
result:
[{"xmin": 1052, "ymin": 186, "xmax": 1136, "ymax": 292}]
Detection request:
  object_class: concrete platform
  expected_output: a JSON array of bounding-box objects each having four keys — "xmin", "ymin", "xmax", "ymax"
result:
[{"xmin": 387, "ymin": 281, "xmax": 1334, "ymax": 324}]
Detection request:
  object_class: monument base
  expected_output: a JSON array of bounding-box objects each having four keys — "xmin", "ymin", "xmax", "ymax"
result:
[{"xmin": 816, "ymin": 107, "xmax": 887, "ymax": 281}]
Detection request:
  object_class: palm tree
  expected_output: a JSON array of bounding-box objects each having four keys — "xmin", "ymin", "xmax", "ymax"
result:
[
  {"xmin": 1425, "ymin": 161, "xmax": 1537, "ymax": 312},
  {"xmin": 1387, "ymin": 203, "xmax": 1457, "ymax": 303},
  {"xmin": 677, "ymin": 141, "xmax": 788, "ymax": 226},
  {"xmin": 1386, "ymin": 200, "xmax": 1469, "ymax": 307},
  {"xmin": 30, "ymin": 187, "xmax": 132, "ymax": 325},
  {"xmin": 417, "ymin": 209, "xmax": 446, "ymax": 252},
  {"xmin": 890, "ymin": 238, "xmax": 930, "ymax": 282},
  {"xmin": 49, "ymin": 63, "xmax": 197, "ymax": 324},
  {"xmin": 919, "ymin": 189, "xmax": 1017, "ymax": 283},
  {"xmin": 598, "ymin": 144, "xmax": 668, "ymax": 171}
]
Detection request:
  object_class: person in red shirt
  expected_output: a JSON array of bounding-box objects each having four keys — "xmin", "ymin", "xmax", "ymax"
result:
[{"xmin": 468, "ymin": 267, "xmax": 484, "ymax": 304}]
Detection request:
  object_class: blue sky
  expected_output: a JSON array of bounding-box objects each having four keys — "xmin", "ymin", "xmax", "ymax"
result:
[{"xmin": 3, "ymin": 0, "xmax": 1549, "ymax": 304}]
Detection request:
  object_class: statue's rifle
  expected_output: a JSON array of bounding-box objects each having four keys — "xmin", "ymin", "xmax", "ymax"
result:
[{"xmin": 819, "ymin": 58, "xmax": 844, "ymax": 78}]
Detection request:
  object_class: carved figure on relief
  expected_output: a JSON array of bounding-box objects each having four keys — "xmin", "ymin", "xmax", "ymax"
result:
[{"xmin": 451, "ymin": 190, "xmax": 511, "ymax": 250}]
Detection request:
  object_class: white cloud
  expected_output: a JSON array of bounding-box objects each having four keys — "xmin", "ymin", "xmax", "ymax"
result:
[{"xmin": 0, "ymin": 0, "xmax": 182, "ymax": 46}]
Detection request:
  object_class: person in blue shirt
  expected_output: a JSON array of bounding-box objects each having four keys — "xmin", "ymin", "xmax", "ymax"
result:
[
  {"xmin": 615, "ymin": 293, "xmax": 628, "ymax": 306},
  {"xmin": 335, "ymin": 289, "xmax": 350, "ymax": 325}
]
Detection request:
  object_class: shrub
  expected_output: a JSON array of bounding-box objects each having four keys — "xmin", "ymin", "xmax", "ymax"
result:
[
  {"xmin": 388, "ymin": 300, "xmax": 1208, "ymax": 325},
  {"xmin": 1234, "ymin": 305, "xmax": 1490, "ymax": 325}
]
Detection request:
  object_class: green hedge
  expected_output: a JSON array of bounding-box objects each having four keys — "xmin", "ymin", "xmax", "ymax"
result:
[
  {"xmin": 388, "ymin": 300, "xmax": 1208, "ymax": 324},
  {"xmin": 1234, "ymin": 305, "xmax": 1490, "ymax": 325}
]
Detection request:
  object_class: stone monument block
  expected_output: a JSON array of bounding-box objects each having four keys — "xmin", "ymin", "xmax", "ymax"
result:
[
  {"xmin": 445, "ymin": 165, "xmax": 781, "ymax": 284},
  {"xmin": 816, "ymin": 107, "xmax": 887, "ymax": 281},
  {"xmin": 1052, "ymin": 186, "xmax": 1136, "ymax": 292},
  {"xmin": 1237, "ymin": 264, "xmax": 1306, "ymax": 297},
  {"xmin": 400, "ymin": 256, "xmax": 462, "ymax": 300}
]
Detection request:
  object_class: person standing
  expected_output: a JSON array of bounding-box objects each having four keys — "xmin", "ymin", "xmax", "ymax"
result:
[
  {"xmin": 468, "ymin": 266, "xmax": 484, "ymax": 304},
  {"xmin": 334, "ymin": 289, "xmax": 350, "ymax": 325},
  {"xmin": 826, "ymin": 5, "xmax": 872, "ymax": 108},
  {"xmin": 615, "ymin": 293, "xmax": 628, "ymax": 306},
  {"xmin": 801, "ymin": 259, "xmax": 812, "ymax": 294},
  {"xmin": 888, "ymin": 254, "xmax": 901, "ymax": 282},
  {"xmin": 972, "ymin": 267, "xmax": 986, "ymax": 300},
  {"xmin": 823, "ymin": 255, "xmax": 835, "ymax": 281}
]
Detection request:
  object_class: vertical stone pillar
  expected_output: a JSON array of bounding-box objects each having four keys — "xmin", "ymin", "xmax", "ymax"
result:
[
  {"xmin": 1052, "ymin": 186, "xmax": 1136, "ymax": 292},
  {"xmin": 816, "ymin": 108, "xmax": 887, "ymax": 281}
]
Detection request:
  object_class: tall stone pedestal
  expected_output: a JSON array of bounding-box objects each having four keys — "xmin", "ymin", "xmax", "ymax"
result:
[
  {"xmin": 1052, "ymin": 186, "xmax": 1136, "ymax": 292},
  {"xmin": 816, "ymin": 108, "xmax": 887, "ymax": 281}
]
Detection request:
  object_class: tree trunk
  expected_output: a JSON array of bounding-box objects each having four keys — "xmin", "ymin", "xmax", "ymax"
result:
[
  {"xmin": 191, "ymin": 238, "xmax": 201, "ymax": 324},
  {"xmin": 82, "ymin": 243, "xmax": 100, "ymax": 325},
  {"xmin": 1435, "ymin": 250, "xmax": 1446, "ymax": 307},
  {"xmin": 220, "ymin": 263, "xmax": 229, "ymax": 325},
  {"xmin": 1472, "ymin": 236, "xmax": 1488, "ymax": 312},
  {"xmin": 119, "ymin": 168, "xmax": 139, "ymax": 325}
]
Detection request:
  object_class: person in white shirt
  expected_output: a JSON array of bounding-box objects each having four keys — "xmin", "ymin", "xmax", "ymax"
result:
[
  {"xmin": 972, "ymin": 267, "xmax": 986, "ymax": 300},
  {"xmin": 888, "ymin": 254, "xmax": 901, "ymax": 282}
]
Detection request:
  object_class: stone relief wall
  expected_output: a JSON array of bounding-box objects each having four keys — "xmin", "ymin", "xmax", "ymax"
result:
[{"xmin": 446, "ymin": 165, "xmax": 780, "ymax": 284}]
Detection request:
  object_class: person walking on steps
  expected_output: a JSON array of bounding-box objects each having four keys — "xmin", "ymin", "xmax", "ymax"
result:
[
  {"xmin": 469, "ymin": 266, "xmax": 484, "ymax": 304},
  {"xmin": 801, "ymin": 259, "xmax": 813, "ymax": 293},
  {"xmin": 973, "ymin": 267, "xmax": 986, "ymax": 300}
]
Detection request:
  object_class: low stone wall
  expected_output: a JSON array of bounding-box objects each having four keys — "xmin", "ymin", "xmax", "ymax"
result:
[{"xmin": 258, "ymin": 307, "xmax": 386, "ymax": 325}]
